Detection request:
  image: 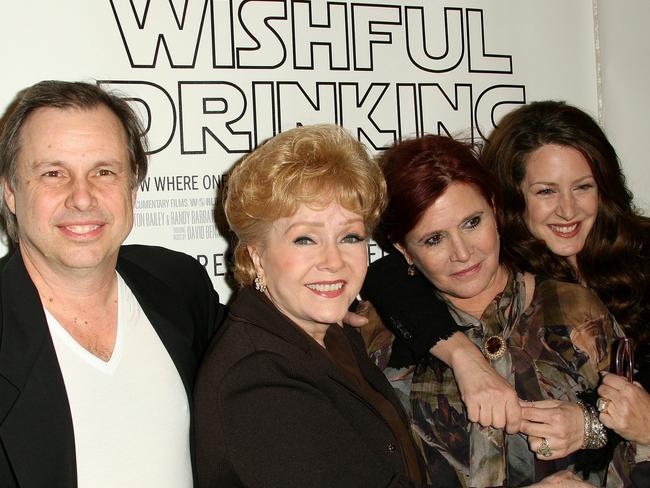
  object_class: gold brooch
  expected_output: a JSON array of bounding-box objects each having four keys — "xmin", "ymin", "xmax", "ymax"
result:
[{"xmin": 483, "ymin": 335, "xmax": 506, "ymax": 360}]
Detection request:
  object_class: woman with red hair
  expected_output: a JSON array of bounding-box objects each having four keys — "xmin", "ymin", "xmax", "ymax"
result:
[{"xmin": 364, "ymin": 133, "xmax": 618, "ymax": 487}]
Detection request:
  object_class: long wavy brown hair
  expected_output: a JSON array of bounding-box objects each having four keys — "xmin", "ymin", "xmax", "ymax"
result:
[{"xmin": 482, "ymin": 100, "xmax": 650, "ymax": 361}]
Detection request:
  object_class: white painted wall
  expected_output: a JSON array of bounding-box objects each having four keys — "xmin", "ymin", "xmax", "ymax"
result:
[{"xmin": 597, "ymin": 0, "xmax": 650, "ymax": 213}]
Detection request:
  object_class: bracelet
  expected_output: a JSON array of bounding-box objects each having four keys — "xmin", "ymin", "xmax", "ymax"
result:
[{"xmin": 577, "ymin": 400, "xmax": 607, "ymax": 449}]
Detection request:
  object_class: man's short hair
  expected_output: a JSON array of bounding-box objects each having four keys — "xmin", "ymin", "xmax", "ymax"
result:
[{"xmin": 0, "ymin": 80, "xmax": 149, "ymax": 242}]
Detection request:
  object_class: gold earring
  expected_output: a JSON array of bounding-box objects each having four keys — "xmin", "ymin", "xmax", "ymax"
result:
[{"xmin": 407, "ymin": 264, "xmax": 416, "ymax": 277}]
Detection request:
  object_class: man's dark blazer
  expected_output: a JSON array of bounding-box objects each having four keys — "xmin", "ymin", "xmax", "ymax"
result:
[
  {"xmin": 194, "ymin": 286, "xmax": 423, "ymax": 488},
  {"xmin": 0, "ymin": 245, "xmax": 224, "ymax": 487}
]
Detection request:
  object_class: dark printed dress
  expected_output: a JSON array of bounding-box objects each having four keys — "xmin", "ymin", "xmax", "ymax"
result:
[{"xmin": 407, "ymin": 272, "xmax": 622, "ymax": 488}]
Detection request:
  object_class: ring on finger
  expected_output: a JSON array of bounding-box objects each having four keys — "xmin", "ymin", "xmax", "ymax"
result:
[
  {"xmin": 596, "ymin": 397, "xmax": 609, "ymax": 414},
  {"xmin": 537, "ymin": 437, "xmax": 553, "ymax": 457}
]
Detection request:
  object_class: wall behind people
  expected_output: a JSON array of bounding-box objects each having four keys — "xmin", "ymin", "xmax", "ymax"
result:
[
  {"xmin": 597, "ymin": 0, "xmax": 650, "ymax": 213},
  {"xmin": 0, "ymin": 0, "xmax": 601, "ymax": 299}
]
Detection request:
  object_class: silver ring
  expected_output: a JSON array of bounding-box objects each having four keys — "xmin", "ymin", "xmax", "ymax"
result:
[
  {"xmin": 537, "ymin": 437, "xmax": 552, "ymax": 457},
  {"xmin": 596, "ymin": 397, "xmax": 609, "ymax": 414}
]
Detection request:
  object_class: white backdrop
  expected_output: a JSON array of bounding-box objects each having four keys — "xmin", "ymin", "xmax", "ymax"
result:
[
  {"xmin": 597, "ymin": 0, "xmax": 650, "ymax": 213},
  {"xmin": 0, "ymin": 0, "xmax": 600, "ymax": 299}
]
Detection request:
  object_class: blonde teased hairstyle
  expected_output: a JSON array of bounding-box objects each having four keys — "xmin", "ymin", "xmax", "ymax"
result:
[{"xmin": 224, "ymin": 123, "xmax": 386, "ymax": 286}]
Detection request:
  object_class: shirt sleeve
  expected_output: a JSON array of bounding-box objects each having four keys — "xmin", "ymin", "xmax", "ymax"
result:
[{"xmin": 361, "ymin": 253, "xmax": 460, "ymax": 368}]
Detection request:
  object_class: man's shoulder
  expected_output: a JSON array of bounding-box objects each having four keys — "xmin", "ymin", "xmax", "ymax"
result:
[
  {"xmin": 119, "ymin": 243, "xmax": 196, "ymax": 263},
  {"xmin": 118, "ymin": 244, "xmax": 209, "ymax": 291},
  {"xmin": 0, "ymin": 251, "xmax": 35, "ymax": 300},
  {"xmin": 0, "ymin": 249, "xmax": 19, "ymax": 276},
  {"xmin": 119, "ymin": 244, "xmax": 202, "ymax": 273},
  {"xmin": 117, "ymin": 244, "xmax": 224, "ymax": 334},
  {"xmin": 0, "ymin": 251, "xmax": 12, "ymax": 273}
]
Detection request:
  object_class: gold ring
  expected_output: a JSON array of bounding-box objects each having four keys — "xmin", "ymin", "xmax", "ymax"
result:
[{"xmin": 537, "ymin": 438, "xmax": 552, "ymax": 457}]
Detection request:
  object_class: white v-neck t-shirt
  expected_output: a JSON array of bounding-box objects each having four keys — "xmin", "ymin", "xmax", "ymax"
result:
[{"xmin": 46, "ymin": 273, "xmax": 192, "ymax": 488}]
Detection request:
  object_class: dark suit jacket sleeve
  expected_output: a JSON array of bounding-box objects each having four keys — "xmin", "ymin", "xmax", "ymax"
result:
[
  {"xmin": 361, "ymin": 253, "xmax": 460, "ymax": 368},
  {"xmin": 200, "ymin": 351, "xmax": 416, "ymax": 488}
]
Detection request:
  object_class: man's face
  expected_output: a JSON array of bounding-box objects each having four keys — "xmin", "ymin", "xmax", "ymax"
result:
[{"xmin": 3, "ymin": 105, "xmax": 137, "ymax": 277}]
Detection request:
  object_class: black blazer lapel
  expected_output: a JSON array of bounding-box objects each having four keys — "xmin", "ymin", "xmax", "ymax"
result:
[
  {"xmin": 343, "ymin": 326, "xmax": 413, "ymax": 424},
  {"xmin": 0, "ymin": 253, "xmax": 76, "ymax": 487},
  {"xmin": 228, "ymin": 287, "xmax": 313, "ymax": 355},
  {"xmin": 231, "ymin": 289, "xmax": 398, "ymax": 419},
  {"xmin": 116, "ymin": 257, "xmax": 196, "ymax": 397}
]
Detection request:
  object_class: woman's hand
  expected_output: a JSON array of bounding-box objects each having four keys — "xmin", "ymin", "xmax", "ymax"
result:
[
  {"xmin": 598, "ymin": 372, "xmax": 650, "ymax": 445},
  {"xmin": 347, "ymin": 301, "xmax": 396, "ymax": 356},
  {"xmin": 433, "ymin": 332, "xmax": 522, "ymax": 433},
  {"xmin": 520, "ymin": 400, "xmax": 584, "ymax": 460},
  {"xmin": 342, "ymin": 309, "xmax": 368, "ymax": 328},
  {"xmin": 526, "ymin": 470, "xmax": 594, "ymax": 487}
]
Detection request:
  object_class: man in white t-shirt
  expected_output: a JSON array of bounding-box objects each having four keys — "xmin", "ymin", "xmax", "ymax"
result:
[{"xmin": 0, "ymin": 81, "xmax": 224, "ymax": 487}]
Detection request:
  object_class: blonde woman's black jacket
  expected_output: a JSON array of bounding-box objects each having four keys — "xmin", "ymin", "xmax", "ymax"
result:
[{"xmin": 194, "ymin": 286, "xmax": 427, "ymax": 488}]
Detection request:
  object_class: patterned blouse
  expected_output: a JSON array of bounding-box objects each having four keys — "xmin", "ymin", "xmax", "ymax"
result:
[{"xmin": 405, "ymin": 272, "xmax": 622, "ymax": 487}]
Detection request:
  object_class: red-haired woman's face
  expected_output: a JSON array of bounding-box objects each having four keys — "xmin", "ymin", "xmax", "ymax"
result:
[
  {"xmin": 520, "ymin": 144, "xmax": 598, "ymax": 269},
  {"xmin": 396, "ymin": 182, "xmax": 504, "ymax": 311}
]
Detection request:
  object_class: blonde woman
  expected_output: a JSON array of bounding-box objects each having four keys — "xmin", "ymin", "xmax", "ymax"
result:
[{"xmin": 194, "ymin": 125, "xmax": 427, "ymax": 488}]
